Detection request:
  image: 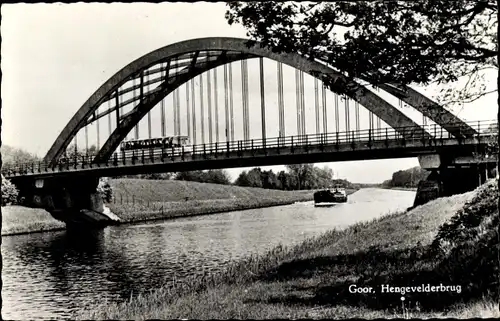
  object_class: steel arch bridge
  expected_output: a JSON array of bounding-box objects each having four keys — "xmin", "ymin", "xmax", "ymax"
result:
[{"xmin": 43, "ymin": 37, "xmax": 477, "ymax": 167}]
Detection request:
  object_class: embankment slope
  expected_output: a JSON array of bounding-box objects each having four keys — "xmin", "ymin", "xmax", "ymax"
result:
[
  {"xmin": 1, "ymin": 206, "xmax": 65, "ymax": 236},
  {"xmin": 107, "ymin": 178, "xmax": 334, "ymax": 223},
  {"xmin": 2, "ymin": 179, "xmax": 323, "ymax": 235}
]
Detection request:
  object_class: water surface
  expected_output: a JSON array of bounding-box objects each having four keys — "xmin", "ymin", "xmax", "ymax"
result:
[{"xmin": 2, "ymin": 188, "xmax": 415, "ymax": 319}]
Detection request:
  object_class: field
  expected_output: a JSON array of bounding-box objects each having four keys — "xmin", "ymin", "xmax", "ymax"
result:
[
  {"xmin": 79, "ymin": 179, "xmax": 499, "ymax": 319},
  {"xmin": 2, "ymin": 206, "xmax": 65, "ymax": 236}
]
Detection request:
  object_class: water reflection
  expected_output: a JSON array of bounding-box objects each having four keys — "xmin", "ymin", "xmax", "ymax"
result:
[{"xmin": 3, "ymin": 188, "xmax": 415, "ymax": 320}]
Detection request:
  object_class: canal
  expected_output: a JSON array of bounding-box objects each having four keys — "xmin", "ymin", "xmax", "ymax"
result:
[{"xmin": 2, "ymin": 188, "xmax": 415, "ymax": 319}]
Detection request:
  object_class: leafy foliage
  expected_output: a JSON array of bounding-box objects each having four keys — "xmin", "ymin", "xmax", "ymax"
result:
[
  {"xmin": 234, "ymin": 164, "xmax": 351, "ymax": 190},
  {"xmin": 226, "ymin": 1, "xmax": 497, "ymax": 103},
  {"xmin": 1, "ymin": 145, "xmax": 42, "ymax": 168},
  {"xmin": 431, "ymin": 179, "xmax": 499, "ymax": 299},
  {"xmin": 433, "ymin": 179, "xmax": 498, "ymax": 250},
  {"xmin": 382, "ymin": 166, "xmax": 430, "ymax": 188},
  {"xmin": 63, "ymin": 144, "xmax": 97, "ymax": 160},
  {"xmin": 97, "ymin": 177, "xmax": 113, "ymax": 203},
  {"xmin": 1, "ymin": 175, "xmax": 19, "ymax": 206},
  {"xmin": 175, "ymin": 169, "xmax": 231, "ymax": 185}
]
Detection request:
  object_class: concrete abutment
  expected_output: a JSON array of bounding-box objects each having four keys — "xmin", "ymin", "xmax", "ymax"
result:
[
  {"xmin": 13, "ymin": 176, "xmax": 119, "ymax": 228},
  {"xmin": 414, "ymin": 154, "xmax": 496, "ymax": 207}
]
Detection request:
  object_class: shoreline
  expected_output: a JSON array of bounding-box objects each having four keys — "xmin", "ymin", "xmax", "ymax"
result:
[
  {"xmin": 78, "ymin": 180, "xmax": 499, "ymax": 319},
  {"xmin": 380, "ymin": 186, "xmax": 418, "ymax": 192},
  {"xmin": 109, "ymin": 196, "xmax": 314, "ymax": 227},
  {"xmin": 2, "ymin": 185, "xmax": 357, "ymax": 236},
  {"xmin": 110, "ymin": 187, "xmax": 357, "ymax": 226},
  {"xmin": 2, "ymin": 198, "xmax": 312, "ymax": 236},
  {"xmin": 1, "ymin": 206, "xmax": 67, "ymax": 237}
]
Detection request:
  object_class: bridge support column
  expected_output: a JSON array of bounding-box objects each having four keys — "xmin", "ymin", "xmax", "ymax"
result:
[
  {"xmin": 14, "ymin": 176, "xmax": 118, "ymax": 228},
  {"xmin": 414, "ymin": 154, "xmax": 493, "ymax": 207}
]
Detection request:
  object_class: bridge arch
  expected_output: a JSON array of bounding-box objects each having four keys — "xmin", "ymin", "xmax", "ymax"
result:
[{"xmin": 44, "ymin": 37, "xmax": 468, "ymax": 165}]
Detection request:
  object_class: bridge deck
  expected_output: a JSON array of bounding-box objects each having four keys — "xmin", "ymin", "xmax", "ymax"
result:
[{"xmin": 4, "ymin": 125, "xmax": 494, "ymax": 180}]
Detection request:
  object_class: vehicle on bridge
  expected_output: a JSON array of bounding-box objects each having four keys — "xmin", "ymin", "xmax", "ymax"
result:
[
  {"xmin": 314, "ymin": 186, "xmax": 348, "ymax": 206},
  {"xmin": 120, "ymin": 136, "xmax": 191, "ymax": 151}
]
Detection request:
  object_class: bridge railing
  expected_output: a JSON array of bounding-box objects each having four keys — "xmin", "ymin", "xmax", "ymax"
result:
[{"xmin": 2, "ymin": 119, "xmax": 497, "ymax": 177}]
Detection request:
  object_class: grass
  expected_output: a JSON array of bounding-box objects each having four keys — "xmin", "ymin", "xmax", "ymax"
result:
[
  {"xmin": 79, "ymin": 180, "xmax": 499, "ymax": 319},
  {"xmin": 108, "ymin": 178, "xmax": 354, "ymax": 224},
  {"xmin": 1, "ymin": 205, "xmax": 66, "ymax": 236},
  {"xmin": 383, "ymin": 186, "xmax": 418, "ymax": 192},
  {"xmin": 110, "ymin": 178, "xmax": 316, "ymax": 203},
  {"xmin": 110, "ymin": 197, "xmax": 313, "ymax": 223},
  {"xmin": 2, "ymin": 179, "xmax": 338, "ymax": 234}
]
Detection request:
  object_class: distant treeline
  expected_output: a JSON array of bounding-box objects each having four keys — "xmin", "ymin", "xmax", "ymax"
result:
[
  {"xmin": 381, "ymin": 166, "xmax": 429, "ymax": 188},
  {"xmin": 234, "ymin": 165, "xmax": 355, "ymax": 190},
  {"xmin": 1, "ymin": 145, "xmax": 42, "ymax": 167},
  {"xmin": 124, "ymin": 164, "xmax": 356, "ymax": 191}
]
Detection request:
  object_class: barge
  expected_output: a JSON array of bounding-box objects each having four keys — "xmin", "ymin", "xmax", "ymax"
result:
[{"xmin": 314, "ymin": 186, "xmax": 348, "ymax": 206}]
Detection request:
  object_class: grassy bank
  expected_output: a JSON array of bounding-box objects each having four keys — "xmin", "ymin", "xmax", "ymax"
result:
[
  {"xmin": 2, "ymin": 206, "xmax": 66, "ymax": 236},
  {"xmin": 108, "ymin": 178, "xmax": 347, "ymax": 224},
  {"xmin": 2, "ymin": 179, "xmax": 337, "ymax": 234},
  {"xmin": 379, "ymin": 186, "xmax": 418, "ymax": 192},
  {"xmin": 80, "ymin": 179, "xmax": 499, "ymax": 319},
  {"xmin": 110, "ymin": 178, "xmax": 316, "ymax": 202}
]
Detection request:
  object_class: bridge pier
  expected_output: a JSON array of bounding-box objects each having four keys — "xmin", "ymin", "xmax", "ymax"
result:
[
  {"xmin": 13, "ymin": 176, "xmax": 118, "ymax": 228},
  {"xmin": 413, "ymin": 154, "xmax": 496, "ymax": 207}
]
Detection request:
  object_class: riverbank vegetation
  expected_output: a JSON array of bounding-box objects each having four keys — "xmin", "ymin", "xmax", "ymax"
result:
[
  {"xmin": 381, "ymin": 166, "xmax": 429, "ymax": 189},
  {"xmin": 2, "ymin": 174, "xmax": 19, "ymax": 206},
  {"xmin": 122, "ymin": 164, "xmax": 357, "ymax": 191},
  {"xmin": 1, "ymin": 145, "xmax": 41, "ymax": 168},
  {"xmin": 80, "ymin": 179, "xmax": 498, "ymax": 319},
  {"xmin": 234, "ymin": 164, "xmax": 357, "ymax": 190},
  {"xmin": 2, "ymin": 206, "xmax": 65, "ymax": 236}
]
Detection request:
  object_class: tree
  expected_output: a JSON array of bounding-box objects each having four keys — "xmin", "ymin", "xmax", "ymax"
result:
[
  {"xmin": 226, "ymin": 2, "xmax": 496, "ymax": 99},
  {"xmin": 277, "ymin": 170, "xmax": 292, "ymax": 190},
  {"xmin": 227, "ymin": 0, "xmax": 500, "ymax": 241},
  {"xmin": 286, "ymin": 164, "xmax": 315, "ymax": 190},
  {"xmin": 175, "ymin": 170, "xmax": 206, "ymax": 182},
  {"xmin": 235, "ymin": 171, "xmax": 251, "ymax": 187},
  {"xmin": 64, "ymin": 144, "xmax": 97, "ymax": 159},
  {"xmin": 245, "ymin": 168, "xmax": 264, "ymax": 188},
  {"xmin": 97, "ymin": 177, "xmax": 113, "ymax": 203},
  {"xmin": 385, "ymin": 166, "xmax": 430, "ymax": 188},
  {"xmin": 312, "ymin": 166, "xmax": 335, "ymax": 189},
  {"xmin": 1, "ymin": 175, "xmax": 19, "ymax": 206},
  {"xmin": 174, "ymin": 169, "xmax": 231, "ymax": 185},
  {"xmin": 1, "ymin": 145, "xmax": 42, "ymax": 168},
  {"xmin": 260, "ymin": 169, "xmax": 281, "ymax": 189},
  {"xmin": 205, "ymin": 169, "xmax": 232, "ymax": 185}
]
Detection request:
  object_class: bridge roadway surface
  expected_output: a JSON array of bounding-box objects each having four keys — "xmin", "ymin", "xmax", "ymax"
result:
[{"xmin": 4, "ymin": 123, "xmax": 495, "ymax": 180}]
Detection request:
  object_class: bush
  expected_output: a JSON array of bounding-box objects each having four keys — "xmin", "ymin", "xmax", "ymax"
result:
[
  {"xmin": 433, "ymin": 179, "xmax": 498, "ymax": 250},
  {"xmin": 97, "ymin": 177, "xmax": 113, "ymax": 203},
  {"xmin": 431, "ymin": 179, "xmax": 499, "ymax": 300},
  {"xmin": 1, "ymin": 175, "xmax": 19, "ymax": 206}
]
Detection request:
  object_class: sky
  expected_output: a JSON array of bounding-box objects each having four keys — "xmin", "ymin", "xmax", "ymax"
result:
[{"xmin": 1, "ymin": 3, "xmax": 498, "ymax": 184}]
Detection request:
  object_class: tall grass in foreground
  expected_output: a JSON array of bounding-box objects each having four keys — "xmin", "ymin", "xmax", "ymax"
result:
[{"xmin": 79, "ymin": 181, "xmax": 499, "ymax": 320}]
